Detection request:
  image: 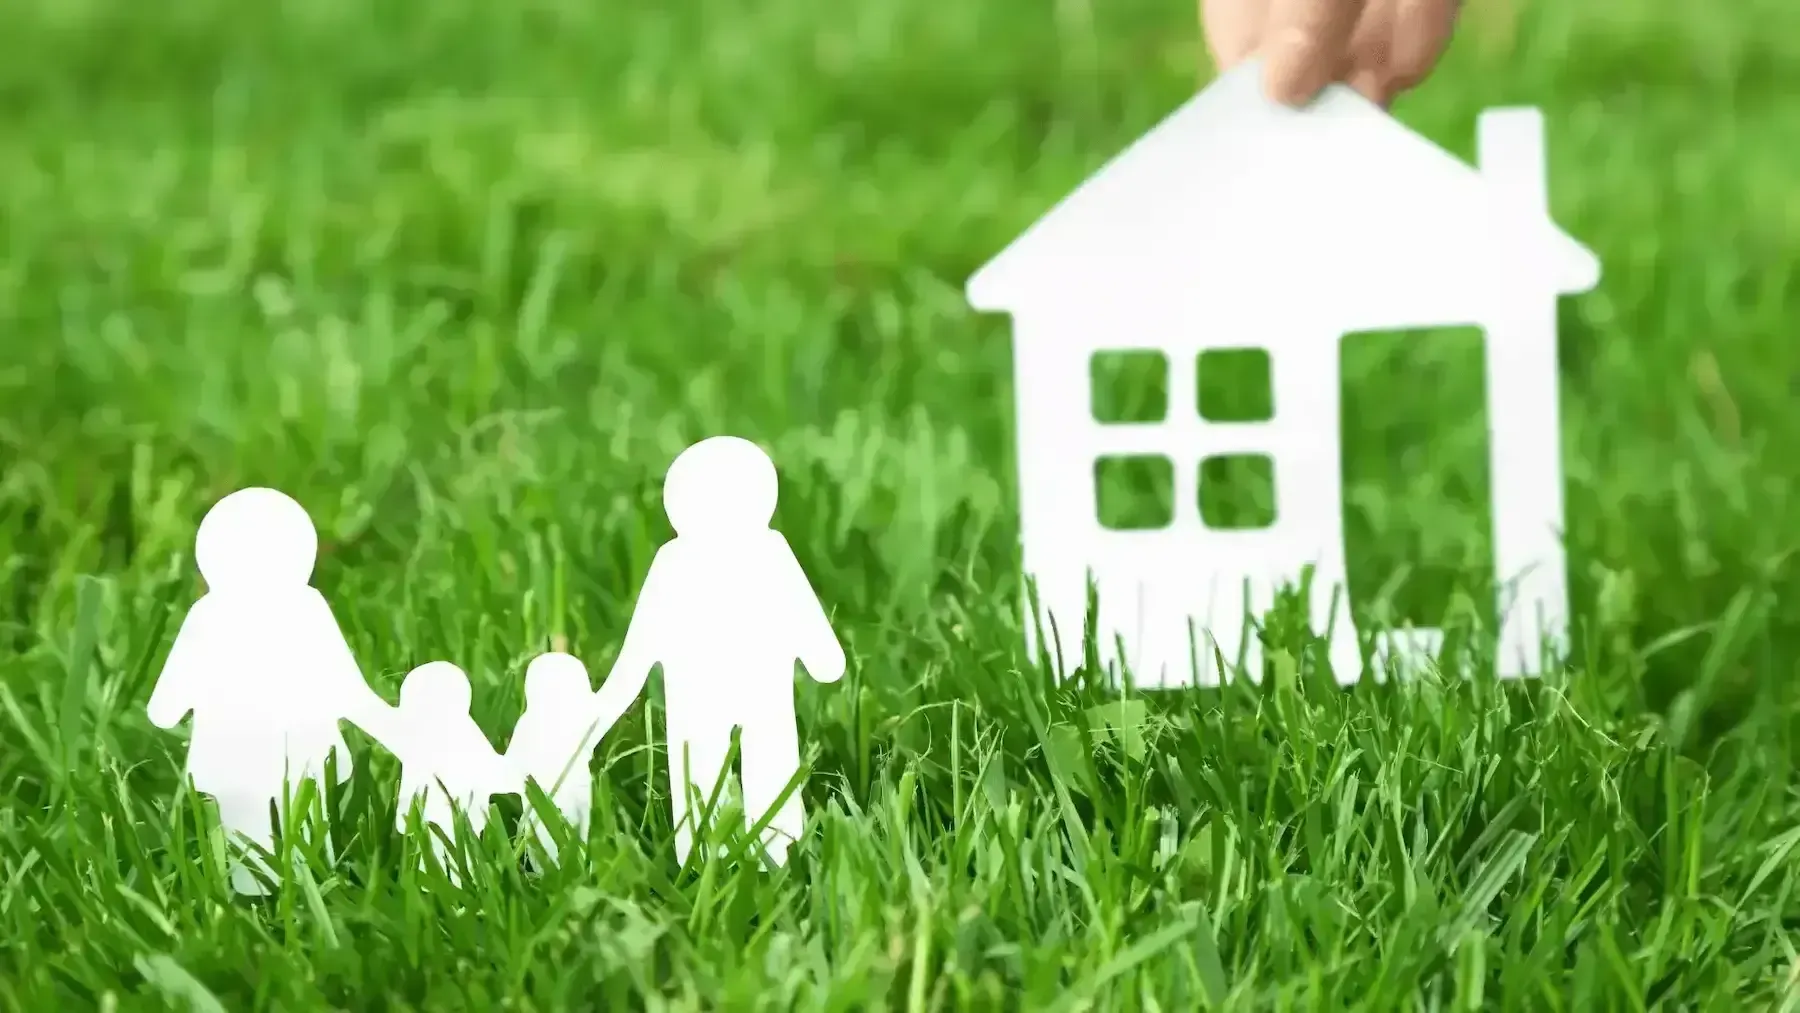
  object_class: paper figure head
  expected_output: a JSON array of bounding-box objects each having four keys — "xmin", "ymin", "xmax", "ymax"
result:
[
  {"xmin": 195, "ymin": 487, "xmax": 318, "ymax": 591},
  {"xmin": 663, "ymin": 435, "xmax": 778, "ymax": 535},
  {"xmin": 523, "ymin": 652, "xmax": 590, "ymax": 709},
  {"xmin": 399, "ymin": 661, "xmax": 473, "ymax": 717}
]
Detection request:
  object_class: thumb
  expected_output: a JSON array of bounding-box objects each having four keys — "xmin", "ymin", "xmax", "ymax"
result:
[
  {"xmin": 1200, "ymin": 0, "xmax": 1266, "ymax": 71},
  {"xmin": 1262, "ymin": 0, "xmax": 1364, "ymax": 105}
]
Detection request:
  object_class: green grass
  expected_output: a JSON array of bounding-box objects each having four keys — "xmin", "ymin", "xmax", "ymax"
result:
[{"xmin": 2, "ymin": 0, "xmax": 1799, "ymax": 1007}]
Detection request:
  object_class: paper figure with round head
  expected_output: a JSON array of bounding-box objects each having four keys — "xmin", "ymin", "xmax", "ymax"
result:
[
  {"xmin": 504, "ymin": 652, "xmax": 608, "ymax": 870},
  {"xmin": 662, "ymin": 435, "xmax": 780, "ymax": 536},
  {"xmin": 146, "ymin": 487, "xmax": 399, "ymax": 896},
  {"xmin": 588, "ymin": 436, "xmax": 847, "ymax": 867},
  {"xmin": 391, "ymin": 661, "xmax": 514, "ymax": 881}
]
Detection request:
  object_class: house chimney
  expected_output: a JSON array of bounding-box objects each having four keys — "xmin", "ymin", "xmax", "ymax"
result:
[{"xmin": 1477, "ymin": 107, "xmax": 1547, "ymax": 213}]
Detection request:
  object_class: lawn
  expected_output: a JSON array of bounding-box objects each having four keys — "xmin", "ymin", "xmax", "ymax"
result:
[{"xmin": 1, "ymin": 0, "xmax": 1798, "ymax": 1008}]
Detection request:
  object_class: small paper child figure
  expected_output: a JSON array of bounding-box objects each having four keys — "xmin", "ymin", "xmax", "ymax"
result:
[
  {"xmin": 504, "ymin": 652, "xmax": 609, "ymax": 871},
  {"xmin": 147, "ymin": 487, "xmax": 397, "ymax": 896},
  {"xmin": 589, "ymin": 436, "xmax": 846, "ymax": 867},
  {"xmin": 388, "ymin": 661, "xmax": 516, "ymax": 882}
]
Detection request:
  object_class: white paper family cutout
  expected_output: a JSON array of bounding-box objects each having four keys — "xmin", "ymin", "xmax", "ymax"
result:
[
  {"xmin": 147, "ymin": 436, "xmax": 844, "ymax": 895},
  {"xmin": 147, "ymin": 486, "xmax": 394, "ymax": 894},
  {"xmin": 966, "ymin": 59, "xmax": 1601, "ymax": 688},
  {"xmin": 586, "ymin": 435, "xmax": 847, "ymax": 865},
  {"xmin": 383, "ymin": 661, "xmax": 510, "ymax": 881},
  {"xmin": 508, "ymin": 652, "xmax": 604, "ymax": 870}
]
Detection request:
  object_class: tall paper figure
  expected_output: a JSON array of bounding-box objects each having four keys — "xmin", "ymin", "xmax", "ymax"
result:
[
  {"xmin": 505, "ymin": 652, "xmax": 608, "ymax": 870},
  {"xmin": 590, "ymin": 436, "xmax": 846, "ymax": 866},
  {"xmin": 963, "ymin": 60, "xmax": 1601, "ymax": 688},
  {"xmin": 147, "ymin": 487, "xmax": 396, "ymax": 895}
]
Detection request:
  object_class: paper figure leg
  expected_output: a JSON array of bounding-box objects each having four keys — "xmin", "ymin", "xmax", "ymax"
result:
[
  {"xmin": 1327, "ymin": 618, "xmax": 1365, "ymax": 686},
  {"xmin": 739, "ymin": 713, "xmax": 805, "ymax": 866},
  {"xmin": 427, "ymin": 833, "xmax": 459, "ymax": 884},
  {"xmin": 215, "ymin": 792, "xmax": 278, "ymax": 897},
  {"xmin": 401, "ymin": 792, "xmax": 463, "ymax": 884},
  {"xmin": 441, "ymin": 795, "xmax": 493, "ymax": 885},
  {"xmin": 522, "ymin": 810, "xmax": 558, "ymax": 873},
  {"xmin": 522, "ymin": 792, "xmax": 589, "ymax": 874},
  {"xmin": 667, "ymin": 726, "xmax": 733, "ymax": 866}
]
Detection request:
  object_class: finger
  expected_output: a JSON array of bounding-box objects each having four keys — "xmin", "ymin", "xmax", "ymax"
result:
[
  {"xmin": 1262, "ymin": 0, "xmax": 1366, "ymax": 105},
  {"xmin": 1384, "ymin": 0, "xmax": 1460, "ymax": 95},
  {"xmin": 1346, "ymin": 0, "xmax": 1401, "ymax": 105},
  {"xmin": 1347, "ymin": 69, "xmax": 1390, "ymax": 106},
  {"xmin": 1200, "ymin": 0, "xmax": 1267, "ymax": 71}
]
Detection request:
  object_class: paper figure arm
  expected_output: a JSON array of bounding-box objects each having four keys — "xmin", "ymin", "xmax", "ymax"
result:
[
  {"xmin": 340, "ymin": 686, "xmax": 402, "ymax": 755},
  {"xmin": 497, "ymin": 719, "xmax": 540, "ymax": 786},
  {"xmin": 337, "ymin": 675, "xmax": 400, "ymax": 750},
  {"xmin": 773, "ymin": 536, "xmax": 845, "ymax": 684},
  {"xmin": 501, "ymin": 716, "xmax": 598, "ymax": 801},
  {"xmin": 587, "ymin": 551, "xmax": 671, "ymax": 732},
  {"xmin": 147, "ymin": 599, "xmax": 213, "ymax": 729},
  {"xmin": 485, "ymin": 739, "xmax": 524, "ymax": 801},
  {"xmin": 308, "ymin": 593, "xmax": 401, "ymax": 749},
  {"xmin": 562, "ymin": 711, "xmax": 613, "ymax": 781}
]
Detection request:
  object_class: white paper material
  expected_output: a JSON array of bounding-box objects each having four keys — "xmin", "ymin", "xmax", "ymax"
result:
[
  {"xmin": 147, "ymin": 487, "xmax": 396, "ymax": 894},
  {"xmin": 506, "ymin": 651, "xmax": 607, "ymax": 871},
  {"xmin": 388, "ymin": 661, "xmax": 512, "ymax": 881},
  {"xmin": 589, "ymin": 435, "xmax": 846, "ymax": 866},
  {"xmin": 148, "ymin": 435, "xmax": 847, "ymax": 893},
  {"xmin": 966, "ymin": 61, "xmax": 1601, "ymax": 687}
]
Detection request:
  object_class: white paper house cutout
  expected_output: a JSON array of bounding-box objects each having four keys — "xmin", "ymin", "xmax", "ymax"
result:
[{"xmin": 966, "ymin": 61, "xmax": 1600, "ymax": 688}]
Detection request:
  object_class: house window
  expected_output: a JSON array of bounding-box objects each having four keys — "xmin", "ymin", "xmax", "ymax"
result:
[
  {"xmin": 1095, "ymin": 454, "xmax": 1173, "ymax": 530},
  {"xmin": 1196, "ymin": 348, "xmax": 1273, "ymax": 422},
  {"xmin": 1198, "ymin": 453, "xmax": 1277, "ymax": 529},
  {"xmin": 1090, "ymin": 350, "xmax": 1169, "ymax": 423}
]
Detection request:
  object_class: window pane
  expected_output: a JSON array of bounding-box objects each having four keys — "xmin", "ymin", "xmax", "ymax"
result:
[
  {"xmin": 1090, "ymin": 351, "xmax": 1169, "ymax": 423},
  {"xmin": 1198, "ymin": 453, "xmax": 1277, "ymax": 529},
  {"xmin": 1197, "ymin": 348, "xmax": 1273, "ymax": 422},
  {"xmin": 1095, "ymin": 454, "xmax": 1174, "ymax": 530}
]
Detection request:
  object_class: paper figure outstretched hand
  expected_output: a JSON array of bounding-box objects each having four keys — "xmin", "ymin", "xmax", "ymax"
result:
[
  {"xmin": 146, "ymin": 488, "xmax": 397, "ymax": 895},
  {"xmin": 589, "ymin": 436, "xmax": 846, "ymax": 867},
  {"xmin": 387, "ymin": 661, "xmax": 515, "ymax": 883},
  {"xmin": 504, "ymin": 652, "xmax": 610, "ymax": 871}
]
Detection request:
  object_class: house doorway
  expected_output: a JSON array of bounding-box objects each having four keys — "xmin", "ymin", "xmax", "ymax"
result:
[{"xmin": 1339, "ymin": 326, "xmax": 1497, "ymax": 658}]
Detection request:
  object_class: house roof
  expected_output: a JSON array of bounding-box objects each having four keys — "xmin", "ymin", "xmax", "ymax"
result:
[{"xmin": 967, "ymin": 61, "xmax": 1602, "ymax": 316}]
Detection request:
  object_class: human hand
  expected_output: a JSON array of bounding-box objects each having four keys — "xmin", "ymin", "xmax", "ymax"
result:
[{"xmin": 1200, "ymin": 0, "xmax": 1462, "ymax": 108}]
